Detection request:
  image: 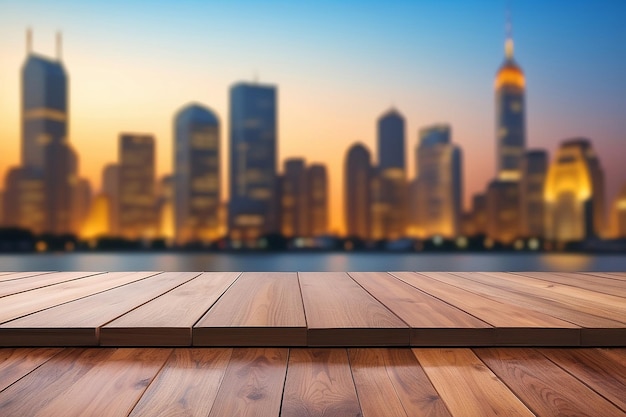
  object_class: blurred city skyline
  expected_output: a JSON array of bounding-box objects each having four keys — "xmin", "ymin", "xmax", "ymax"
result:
[{"xmin": 0, "ymin": 0, "xmax": 625, "ymax": 235}]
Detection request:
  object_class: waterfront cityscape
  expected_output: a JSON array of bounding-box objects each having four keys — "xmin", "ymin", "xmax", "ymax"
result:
[{"xmin": 0, "ymin": 2, "xmax": 625, "ymax": 252}]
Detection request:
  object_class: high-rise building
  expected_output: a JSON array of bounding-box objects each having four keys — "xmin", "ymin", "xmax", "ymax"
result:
[
  {"xmin": 15, "ymin": 30, "xmax": 77, "ymax": 235},
  {"xmin": 73, "ymin": 177, "xmax": 92, "ymax": 234},
  {"xmin": 307, "ymin": 164, "xmax": 328, "ymax": 236},
  {"xmin": 2, "ymin": 167, "xmax": 45, "ymax": 233},
  {"xmin": 44, "ymin": 141, "xmax": 78, "ymax": 235},
  {"xmin": 495, "ymin": 19, "xmax": 526, "ymax": 182},
  {"xmin": 280, "ymin": 158, "xmax": 308, "ymax": 238},
  {"xmin": 228, "ymin": 82, "xmax": 277, "ymax": 242},
  {"xmin": 413, "ymin": 125, "xmax": 462, "ymax": 238},
  {"xmin": 118, "ymin": 134, "xmax": 156, "ymax": 239},
  {"xmin": 102, "ymin": 164, "xmax": 120, "ymax": 235},
  {"xmin": 486, "ymin": 180, "xmax": 520, "ymax": 244},
  {"xmin": 375, "ymin": 109, "xmax": 407, "ymax": 239},
  {"xmin": 544, "ymin": 139, "xmax": 605, "ymax": 242},
  {"xmin": 157, "ymin": 175, "xmax": 175, "ymax": 240},
  {"xmin": 174, "ymin": 104, "xmax": 221, "ymax": 243},
  {"xmin": 611, "ymin": 183, "xmax": 626, "ymax": 238},
  {"xmin": 345, "ymin": 143, "xmax": 372, "ymax": 239},
  {"xmin": 22, "ymin": 30, "xmax": 68, "ymax": 171},
  {"xmin": 471, "ymin": 193, "xmax": 488, "ymax": 236},
  {"xmin": 520, "ymin": 150, "xmax": 548, "ymax": 237}
]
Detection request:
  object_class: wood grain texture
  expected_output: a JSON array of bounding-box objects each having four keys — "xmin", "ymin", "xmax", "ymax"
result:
[
  {"xmin": 102, "ymin": 272, "xmax": 241, "ymax": 346},
  {"xmin": 0, "ymin": 272, "xmax": 198, "ymax": 346},
  {"xmin": 0, "ymin": 271, "xmax": 103, "ymax": 297},
  {"xmin": 207, "ymin": 348, "xmax": 288, "ymax": 417},
  {"xmin": 475, "ymin": 347, "xmax": 625, "ymax": 416},
  {"xmin": 480, "ymin": 272, "xmax": 626, "ymax": 323},
  {"xmin": 128, "ymin": 348, "xmax": 233, "ymax": 417},
  {"xmin": 300, "ymin": 272, "xmax": 408, "ymax": 346},
  {"xmin": 582, "ymin": 272, "xmax": 626, "ymax": 282},
  {"xmin": 349, "ymin": 348, "xmax": 452, "ymax": 417},
  {"xmin": 0, "ymin": 348, "xmax": 171, "ymax": 417},
  {"xmin": 538, "ymin": 348, "xmax": 626, "ymax": 412},
  {"xmin": 514, "ymin": 271, "xmax": 626, "ymax": 299},
  {"xmin": 281, "ymin": 349, "xmax": 362, "ymax": 417},
  {"xmin": 0, "ymin": 271, "xmax": 160, "ymax": 325},
  {"xmin": 194, "ymin": 272, "xmax": 306, "ymax": 346},
  {"xmin": 0, "ymin": 348, "xmax": 61, "ymax": 391},
  {"xmin": 0, "ymin": 271, "xmax": 54, "ymax": 282},
  {"xmin": 349, "ymin": 272, "xmax": 493, "ymax": 346},
  {"xmin": 392, "ymin": 272, "xmax": 580, "ymax": 346},
  {"xmin": 413, "ymin": 348, "xmax": 535, "ymax": 417}
]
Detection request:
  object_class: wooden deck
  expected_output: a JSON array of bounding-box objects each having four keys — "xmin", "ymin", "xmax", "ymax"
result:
[
  {"xmin": 0, "ymin": 271, "xmax": 624, "ymax": 347},
  {"xmin": 1, "ymin": 271, "xmax": 625, "ymax": 416}
]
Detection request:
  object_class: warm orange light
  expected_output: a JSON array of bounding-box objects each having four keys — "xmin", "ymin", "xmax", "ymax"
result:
[
  {"xmin": 495, "ymin": 66, "xmax": 525, "ymax": 89},
  {"xmin": 80, "ymin": 194, "xmax": 110, "ymax": 239}
]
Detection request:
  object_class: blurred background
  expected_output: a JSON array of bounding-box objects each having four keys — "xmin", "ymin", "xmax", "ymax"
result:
[{"xmin": 0, "ymin": 0, "xmax": 625, "ymax": 264}]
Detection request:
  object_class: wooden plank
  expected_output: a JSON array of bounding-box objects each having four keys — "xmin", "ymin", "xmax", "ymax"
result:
[
  {"xmin": 349, "ymin": 348, "xmax": 452, "ymax": 417},
  {"xmin": 538, "ymin": 348, "xmax": 626, "ymax": 412},
  {"xmin": 393, "ymin": 272, "xmax": 580, "ymax": 346},
  {"xmin": 582, "ymin": 272, "xmax": 626, "ymax": 282},
  {"xmin": 299, "ymin": 272, "xmax": 409, "ymax": 346},
  {"xmin": 0, "ymin": 348, "xmax": 171, "ymax": 417},
  {"xmin": 0, "ymin": 348, "xmax": 61, "ymax": 391},
  {"xmin": 102, "ymin": 272, "xmax": 241, "ymax": 346},
  {"xmin": 349, "ymin": 272, "xmax": 493, "ymax": 346},
  {"xmin": 207, "ymin": 348, "xmax": 288, "ymax": 417},
  {"xmin": 128, "ymin": 348, "xmax": 232, "ymax": 417},
  {"xmin": 194, "ymin": 272, "xmax": 306, "ymax": 346},
  {"xmin": 480, "ymin": 272, "xmax": 626, "ymax": 324},
  {"xmin": 0, "ymin": 272, "xmax": 199, "ymax": 346},
  {"xmin": 281, "ymin": 349, "xmax": 362, "ymax": 417},
  {"xmin": 0, "ymin": 271, "xmax": 103, "ymax": 297},
  {"xmin": 440, "ymin": 271, "xmax": 626, "ymax": 346},
  {"xmin": 0, "ymin": 271, "xmax": 54, "ymax": 282},
  {"xmin": 0, "ymin": 271, "xmax": 161, "ymax": 325},
  {"xmin": 413, "ymin": 348, "xmax": 535, "ymax": 417},
  {"xmin": 475, "ymin": 348, "xmax": 625, "ymax": 416},
  {"xmin": 515, "ymin": 271, "xmax": 626, "ymax": 298}
]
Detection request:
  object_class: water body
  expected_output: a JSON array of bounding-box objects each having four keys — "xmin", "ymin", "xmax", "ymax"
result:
[{"xmin": 0, "ymin": 252, "xmax": 625, "ymax": 272}]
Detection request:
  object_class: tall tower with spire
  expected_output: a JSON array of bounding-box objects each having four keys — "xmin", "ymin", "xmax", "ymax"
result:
[{"xmin": 494, "ymin": 10, "xmax": 526, "ymax": 181}]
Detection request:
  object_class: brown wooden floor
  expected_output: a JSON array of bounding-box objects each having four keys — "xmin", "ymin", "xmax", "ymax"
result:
[
  {"xmin": 1, "ymin": 346, "xmax": 625, "ymax": 416},
  {"xmin": 0, "ymin": 271, "xmax": 624, "ymax": 347},
  {"xmin": 1, "ymin": 271, "xmax": 625, "ymax": 416}
]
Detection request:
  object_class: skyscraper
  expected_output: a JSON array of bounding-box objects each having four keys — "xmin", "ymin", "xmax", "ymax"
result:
[
  {"xmin": 544, "ymin": 139, "xmax": 605, "ymax": 242},
  {"xmin": 375, "ymin": 109, "xmax": 407, "ymax": 239},
  {"xmin": 495, "ymin": 18, "xmax": 526, "ymax": 181},
  {"xmin": 520, "ymin": 150, "xmax": 548, "ymax": 237},
  {"xmin": 413, "ymin": 125, "xmax": 462, "ymax": 238},
  {"xmin": 102, "ymin": 164, "xmax": 120, "ymax": 235},
  {"xmin": 22, "ymin": 30, "xmax": 68, "ymax": 171},
  {"xmin": 280, "ymin": 158, "xmax": 308, "ymax": 238},
  {"xmin": 486, "ymin": 180, "xmax": 520, "ymax": 244},
  {"xmin": 307, "ymin": 164, "xmax": 328, "ymax": 237},
  {"xmin": 14, "ymin": 30, "xmax": 78, "ymax": 235},
  {"xmin": 345, "ymin": 143, "xmax": 372, "ymax": 239},
  {"xmin": 228, "ymin": 82, "xmax": 277, "ymax": 242},
  {"xmin": 118, "ymin": 134, "xmax": 156, "ymax": 239},
  {"xmin": 174, "ymin": 104, "xmax": 221, "ymax": 243},
  {"xmin": 611, "ymin": 184, "xmax": 626, "ymax": 238}
]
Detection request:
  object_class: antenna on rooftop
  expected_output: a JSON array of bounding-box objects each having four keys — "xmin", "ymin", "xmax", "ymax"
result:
[
  {"xmin": 56, "ymin": 31, "xmax": 63, "ymax": 61},
  {"xmin": 26, "ymin": 27, "xmax": 33, "ymax": 55}
]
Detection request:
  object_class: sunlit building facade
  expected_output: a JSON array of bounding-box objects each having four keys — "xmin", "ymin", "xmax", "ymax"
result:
[
  {"xmin": 80, "ymin": 194, "xmax": 109, "ymax": 240},
  {"xmin": 228, "ymin": 82, "xmax": 278, "ymax": 242},
  {"xmin": 345, "ymin": 143, "xmax": 372, "ymax": 239},
  {"xmin": 307, "ymin": 164, "xmax": 328, "ymax": 236},
  {"xmin": 43, "ymin": 138, "xmax": 78, "ymax": 235},
  {"xmin": 72, "ymin": 177, "xmax": 92, "ymax": 234},
  {"xmin": 174, "ymin": 104, "xmax": 221, "ymax": 243},
  {"xmin": 413, "ymin": 125, "xmax": 462, "ymax": 238},
  {"xmin": 118, "ymin": 134, "xmax": 156, "ymax": 239},
  {"xmin": 102, "ymin": 164, "xmax": 120, "ymax": 235},
  {"xmin": 520, "ymin": 150, "xmax": 547, "ymax": 237},
  {"xmin": 375, "ymin": 108, "xmax": 406, "ymax": 239},
  {"xmin": 544, "ymin": 139, "xmax": 605, "ymax": 242},
  {"xmin": 2, "ymin": 167, "xmax": 45, "ymax": 233},
  {"xmin": 611, "ymin": 184, "xmax": 626, "ymax": 238}
]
